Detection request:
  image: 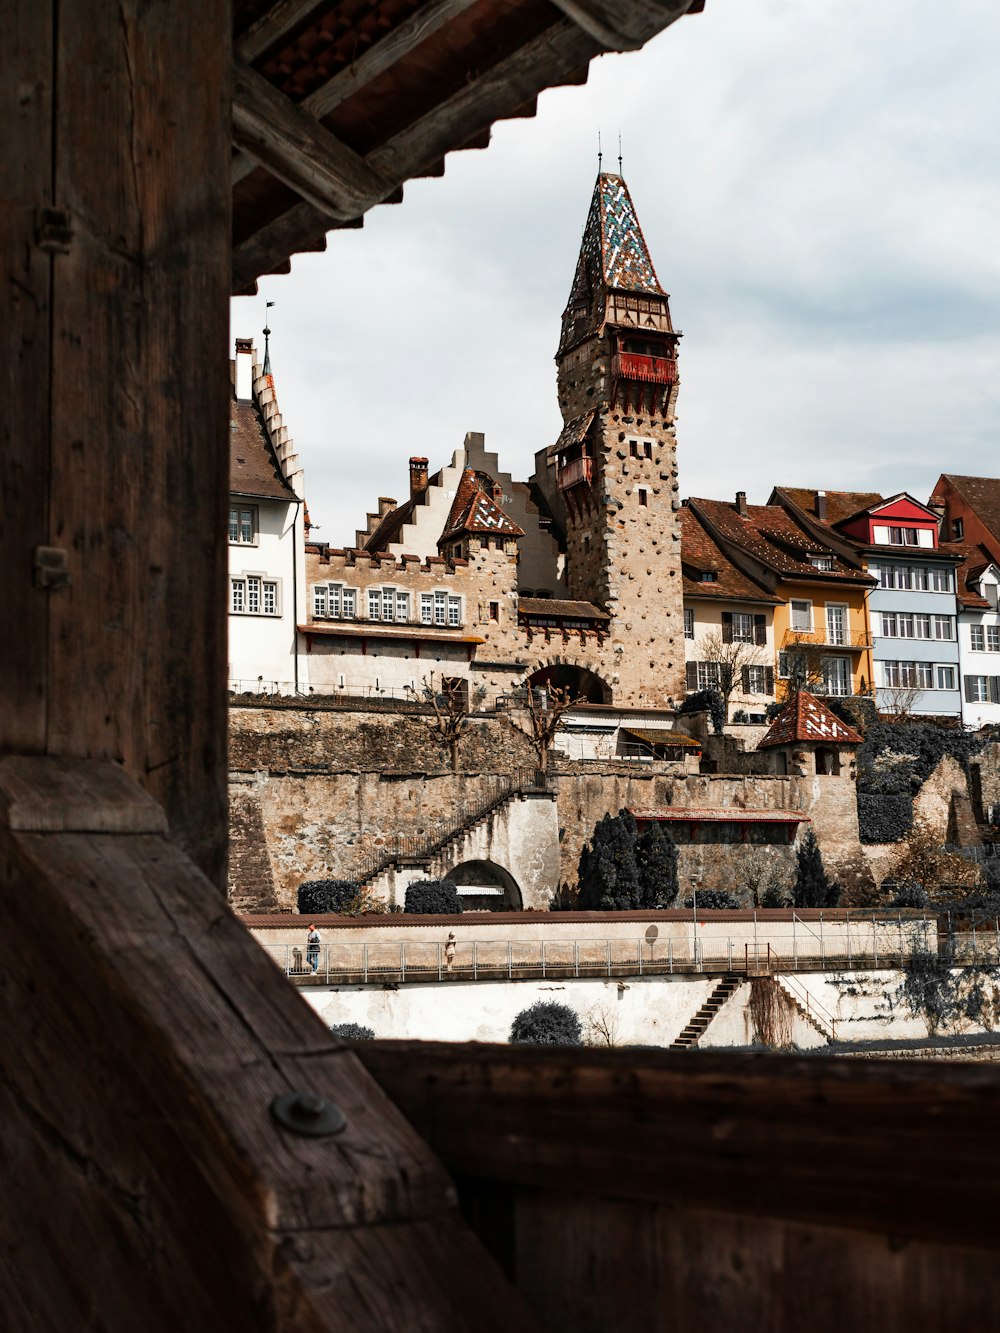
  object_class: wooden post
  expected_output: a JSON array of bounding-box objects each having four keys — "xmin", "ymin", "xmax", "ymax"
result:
[{"xmin": 3, "ymin": 0, "xmax": 231, "ymax": 887}]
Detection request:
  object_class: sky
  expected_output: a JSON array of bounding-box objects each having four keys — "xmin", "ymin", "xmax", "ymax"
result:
[{"xmin": 231, "ymin": 0, "xmax": 1000, "ymax": 546}]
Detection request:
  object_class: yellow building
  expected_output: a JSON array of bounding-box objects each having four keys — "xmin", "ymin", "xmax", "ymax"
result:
[{"xmin": 686, "ymin": 494, "xmax": 875, "ymax": 701}]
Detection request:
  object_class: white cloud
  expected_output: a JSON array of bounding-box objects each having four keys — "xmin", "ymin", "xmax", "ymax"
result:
[{"xmin": 232, "ymin": 0, "xmax": 1000, "ymax": 541}]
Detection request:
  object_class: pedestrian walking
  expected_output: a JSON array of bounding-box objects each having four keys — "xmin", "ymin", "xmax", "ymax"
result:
[{"xmin": 306, "ymin": 923, "xmax": 321, "ymax": 974}]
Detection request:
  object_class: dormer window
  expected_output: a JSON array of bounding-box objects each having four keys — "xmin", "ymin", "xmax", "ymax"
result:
[
  {"xmin": 953, "ymin": 518, "xmax": 964, "ymax": 540},
  {"xmin": 810, "ymin": 556, "xmax": 834, "ymax": 571},
  {"xmin": 700, "ymin": 571, "xmax": 718, "ymax": 583}
]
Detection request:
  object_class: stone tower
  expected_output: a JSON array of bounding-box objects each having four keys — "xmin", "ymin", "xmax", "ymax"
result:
[{"xmin": 540, "ymin": 171, "xmax": 685, "ymax": 707}]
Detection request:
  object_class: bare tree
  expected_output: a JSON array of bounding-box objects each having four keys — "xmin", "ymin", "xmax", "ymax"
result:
[
  {"xmin": 696, "ymin": 628, "xmax": 770, "ymax": 721},
  {"xmin": 521, "ymin": 682, "xmax": 580, "ymax": 773},
  {"xmin": 407, "ymin": 673, "xmax": 485, "ymax": 772},
  {"xmin": 878, "ymin": 685, "xmax": 922, "ymax": 723},
  {"xmin": 585, "ymin": 1003, "xmax": 620, "ymax": 1048}
]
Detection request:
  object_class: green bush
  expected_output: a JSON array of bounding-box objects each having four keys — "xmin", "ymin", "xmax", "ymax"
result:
[
  {"xmin": 403, "ymin": 879, "xmax": 462, "ymax": 914},
  {"xmin": 858, "ymin": 794, "xmax": 913, "ymax": 844},
  {"xmin": 683, "ymin": 890, "xmax": 741, "ymax": 910},
  {"xmin": 297, "ymin": 879, "xmax": 359, "ymax": 914},
  {"xmin": 509, "ymin": 1000, "xmax": 582, "ymax": 1046},
  {"xmin": 678, "ymin": 688, "xmax": 725, "ymax": 735},
  {"xmin": 329, "ymin": 1023, "xmax": 375, "ymax": 1040}
]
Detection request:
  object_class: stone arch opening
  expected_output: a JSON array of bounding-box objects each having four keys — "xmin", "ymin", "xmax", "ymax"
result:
[
  {"xmin": 447, "ymin": 859, "xmax": 522, "ymax": 912},
  {"xmin": 526, "ymin": 663, "xmax": 610, "ymax": 705}
]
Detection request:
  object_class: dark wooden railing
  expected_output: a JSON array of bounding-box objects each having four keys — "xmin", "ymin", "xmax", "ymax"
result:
[{"xmin": 612, "ymin": 351, "xmax": 677, "ymax": 384}]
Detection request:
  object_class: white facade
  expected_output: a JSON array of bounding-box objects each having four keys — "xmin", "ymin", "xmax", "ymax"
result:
[
  {"xmin": 958, "ymin": 564, "xmax": 1000, "ymax": 728},
  {"xmin": 228, "ymin": 341, "xmax": 306, "ymax": 694}
]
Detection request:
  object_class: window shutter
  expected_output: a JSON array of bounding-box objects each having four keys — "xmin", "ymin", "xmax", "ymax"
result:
[
  {"xmin": 686, "ymin": 662, "xmax": 698, "ymax": 691},
  {"xmin": 721, "ymin": 612, "xmax": 734, "ymax": 644},
  {"xmin": 753, "ymin": 614, "xmax": 766, "ymax": 645},
  {"xmin": 765, "ymin": 666, "xmax": 775, "ymax": 695},
  {"xmin": 991, "ymin": 678, "xmax": 1000, "ymax": 705},
  {"xmin": 965, "ymin": 676, "xmax": 975, "ymax": 703},
  {"xmin": 741, "ymin": 666, "xmax": 750, "ymax": 692}
]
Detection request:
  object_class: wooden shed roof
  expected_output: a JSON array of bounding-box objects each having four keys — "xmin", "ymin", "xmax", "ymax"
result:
[{"xmin": 230, "ymin": 0, "xmax": 705, "ymax": 293}]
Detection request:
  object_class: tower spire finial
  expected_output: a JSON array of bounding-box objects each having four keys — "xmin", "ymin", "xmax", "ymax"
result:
[
  {"xmin": 597, "ymin": 129, "xmax": 603, "ymax": 172},
  {"xmin": 618, "ymin": 133, "xmax": 622, "ymax": 174},
  {"xmin": 262, "ymin": 299, "xmax": 275, "ymax": 376}
]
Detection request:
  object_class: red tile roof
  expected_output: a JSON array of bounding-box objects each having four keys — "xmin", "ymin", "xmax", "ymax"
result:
[
  {"xmin": 690, "ymin": 498, "xmax": 872, "ymax": 586},
  {"xmin": 935, "ymin": 475, "xmax": 1000, "ymax": 545},
  {"xmin": 440, "ymin": 469, "xmax": 525, "ymax": 544},
  {"xmin": 758, "ymin": 690, "xmax": 863, "ymax": 749},
  {"xmin": 775, "ymin": 487, "xmax": 884, "ymax": 526},
  {"xmin": 939, "ymin": 539, "xmax": 993, "ymax": 610},
  {"xmin": 630, "ymin": 807, "xmax": 810, "ymax": 824},
  {"xmin": 680, "ymin": 507, "xmax": 778, "ymax": 604},
  {"xmin": 518, "ymin": 597, "xmax": 610, "ymax": 621}
]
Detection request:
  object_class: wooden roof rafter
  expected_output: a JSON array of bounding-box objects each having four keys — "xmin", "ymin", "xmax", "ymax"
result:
[{"xmin": 230, "ymin": 0, "xmax": 704, "ymax": 293}]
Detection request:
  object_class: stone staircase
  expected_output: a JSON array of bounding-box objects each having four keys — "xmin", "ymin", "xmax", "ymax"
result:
[
  {"xmin": 670, "ymin": 974, "xmax": 741, "ymax": 1050},
  {"xmin": 774, "ymin": 975, "xmax": 835, "ymax": 1043}
]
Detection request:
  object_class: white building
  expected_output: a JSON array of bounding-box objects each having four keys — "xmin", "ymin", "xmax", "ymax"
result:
[
  {"xmin": 228, "ymin": 338, "xmax": 306, "ymax": 694},
  {"xmin": 954, "ymin": 549, "xmax": 1000, "ymax": 728}
]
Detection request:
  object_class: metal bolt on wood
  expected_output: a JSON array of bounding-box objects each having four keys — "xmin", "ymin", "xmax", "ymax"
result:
[{"xmin": 271, "ymin": 1090, "xmax": 347, "ymax": 1138}]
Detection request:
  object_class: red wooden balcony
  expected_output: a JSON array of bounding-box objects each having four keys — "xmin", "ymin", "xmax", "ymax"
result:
[
  {"xmin": 557, "ymin": 456, "xmax": 593, "ymax": 490},
  {"xmin": 613, "ymin": 352, "xmax": 677, "ymax": 384}
]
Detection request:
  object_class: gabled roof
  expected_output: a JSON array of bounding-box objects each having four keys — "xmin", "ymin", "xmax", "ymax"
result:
[
  {"xmin": 439, "ymin": 470, "xmax": 524, "ymax": 545},
  {"xmin": 689, "ymin": 498, "xmax": 872, "ymax": 586},
  {"xmin": 679, "ymin": 507, "xmax": 778, "ymax": 604},
  {"xmin": 772, "ymin": 487, "xmax": 884, "ymax": 526},
  {"xmin": 758, "ymin": 691, "xmax": 863, "ymax": 749},
  {"xmin": 229, "ymin": 365, "xmax": 296, "ymax": 501},
  {"xmin": 935, "ymin": 475, "xmax": 1000, "ymax": 545},
  {"xmin": 939, "ymin": 540, "xmax": 994, "ymax": 610},
  {"xmin": 364, "ymin": 495, "xmax": 418, "ymax": 553},
  {"xmin": 518, "ymin": 597, "xmax": 610, "ymax": 622}
]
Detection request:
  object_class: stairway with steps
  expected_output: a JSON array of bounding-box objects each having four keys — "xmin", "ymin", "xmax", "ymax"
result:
[
  {"xmin": 670, "ymin": 974, "xmax": 742, "ymax": 1050},
  {"xmin": 774, "ymin": 976, "xmax": 834, "ymax": 1043}
]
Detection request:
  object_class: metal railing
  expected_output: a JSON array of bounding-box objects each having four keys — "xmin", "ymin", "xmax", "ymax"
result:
[
  {"xmin": 267, "ymin": 919, "xmax": 937, "ymax": 986},
  {"xmin": 775, "ymin": 971, "xmax": 838, "ymax": 1040},
  {"xmin": 353, "ymin": 767, "xmax": 548, "ymax": 885}
]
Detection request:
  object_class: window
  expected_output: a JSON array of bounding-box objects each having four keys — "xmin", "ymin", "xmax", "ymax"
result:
[
  {"xmin": 937, "ymin": 666, "xmax": 956, "ymax": 690},
  {"xmin": 889, "ymin": 526, "xmax": 919, "ymax": 546},
  {"xmin": 489, "ymin": 601, "xmax": 500, "ymax": 621},
  {"xmin": 896, "ymin": 565, "xmax": 913, "ymax": 590},
  {"xmin": 810, "ymin": 556, "xmax": 833, "ymax": 572},
  {"xmin": 825, "ymin": 604, "xmax": 846, "ymax": 645},
  {"xmin": 700, "ymin": 571, "xmax": 717, "ymax": 583},
  {"xmin": 779, "ymin": 651, "xmax": 806, "ymax": 680},
  {"xmin": 967, "ymin": 676, "xmax": 989, "ymax": 703},
  {"xmin": 313, "ymin": 586, "xmax": 327, "ymax": 618},
  {"xmin": 420, "ymin": 594, "xmax": 433, "ymax": 625},
  {"xmin": 732, "ymin": 612, "xmax": 754, "ymax": 643},
  {"xmin": 912, "ymin": 567, "xmax": 928, "ymax": 591},
  {"xmin": 913, "ymin": 614, "xmax": 931, "ymax": 640},
  {"xmin": 342, "ymin": 589, "xmax": 356, "ymax": 618},
  {"xmin": 684, "ymin": 608, "xmax": 694, "ymax": 639},
  {"xmin": 989, "ymin": 626, "xmax": 1000, "ymax": 653},
  {"xmin": 897, "ymin": 613, "xmax": 914, "ymax": 639},
  {"xmin": 434, "ymin": 591, "xmax": 446, "ymax": 626},
  {"xmin": 972, "ymin": 626, "xmax": 986, "ymax": 651},
  {"xmin": 746, "ymin": 664, "xmax": 769, "ymax": 694},
  {"xmin": 396, "ymin": 591, "xmax": 410, "ymax": 622},
  {"xmin": 447, "ymin": 596, "xmax": 461, "ymax": 627},
  {"xmin": 368, "ymin": 590, "xmax": 380, "ymax": 620},
  {"xmin": 228, "ymin": 505, "xmax": 257, "ymax": 545},
  {"xmin": 933, "ymin": 615, "xmax": 955, "ymax": 640},
  {"xmin": 931, "ymin": 568, "xmax": 952, "ymax": 592},
  {"xmin": 230, "ymin": 576, "xmax": 277, "ymax": 616},
  {"xmin": 822, "ymin": 657, "xmax": 851, "ymax": 697},
  {"xmin": 382, "ymin": 588, "xmax": 394, "ymax": 621},
  {"xmin": 638, "ymin": 488, "xmax": 648, "ymax": 507},
  {"xmin": 916, "ymin": 662, "xmax": 934, "ymax": 689},
  {"xmin": 790, "ymin": 600, "xmax": 812, "ymax": 631},
  {"xmin": 697, "ymin": 661, "xmax": 721, "ymax": 690},
  {"xmin": 629, "ymin": 441, "xmax": 638, "ymax": 457},
  {"xmin": 953, "ymin": 518, "xmax": 964, "ymax": 540},
  {"xmin": 880, "ymin": 612, "xmax": 897, "ymax": 637}
]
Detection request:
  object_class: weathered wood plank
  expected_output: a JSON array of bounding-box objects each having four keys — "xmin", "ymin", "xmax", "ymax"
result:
[
  {"xmin": 0, "ymin": 0, "xmax": 53, "ymax": 753},
  {"xmin": 45, "ymin": 0, "xmax": 231, "ymax": 884},
  {"xmin": 0, "ymin": 759, "xmax": 536, "ymax": 1329},
  {"xmin": 358, "ymin": 1041, "xmax": 1000, "ymax": 1251},
  {"xmin": 232, "ymin": 58, "xmax": 395, "ymax": 220},
  {"xmin": 0, "ymin": 755, "xmax": 168, "ymax": 833},
  {"xmin": 231, "ymin": 0, "xmax": 480, "ymax": 187}
]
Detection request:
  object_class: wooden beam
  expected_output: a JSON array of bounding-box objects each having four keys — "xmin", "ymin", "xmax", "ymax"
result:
[
  {"xmin": 0, "ymin": 757, "xmax": 537, "ymax": 1329},
  {"xmin": 232, "ymin": 1, "xmax": 694, "ymax": 290},
  {"xmin": 232, "ymin": 57, "xmax": 395, "ymax": 221},
  {"xmin": 547, "ymin": 0, "xmax": 696, "ymax": 50},
  {"xmin": 231, "ymin": 0, "xmax": 480, "ymax": 188},
  {"xmin": 235, "ymin": 0, "xmax": 327, "ymax": 62},
  {"xmin": 357, "ymin": 1040, "xmax": 1000, "ymax": 1251}
]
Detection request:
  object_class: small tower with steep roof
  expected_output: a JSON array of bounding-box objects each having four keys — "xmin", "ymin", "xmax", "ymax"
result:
[{"xmin": 537, "ymin": 171, "xmax": 685, "ymax": 706}]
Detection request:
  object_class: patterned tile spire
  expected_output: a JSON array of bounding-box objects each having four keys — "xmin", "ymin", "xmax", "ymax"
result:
[{"xmin": 569, "ymin": 172, "xmax": 664, "ymax": 305}]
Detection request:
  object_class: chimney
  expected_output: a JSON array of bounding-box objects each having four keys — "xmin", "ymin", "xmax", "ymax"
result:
[
  {"xmin": 234, "ymin": 337, "xmax": 254, "ymax": 401},
  {"xmin": 735, "ymin": 490, "xmax": 748, "ymax": 517},
  {"xmin": 815, "ymin": 490, "xmax": 828, "ymax": 520},
  {"xmin": 409, "ymin": 456, "xmax": 429, "ymax": 502}
]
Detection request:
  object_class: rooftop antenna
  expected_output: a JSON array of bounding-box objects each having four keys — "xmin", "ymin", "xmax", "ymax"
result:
[
  {"xmin": 597, "ymin": 129, "xmax": 602, "ymax": 172},
  {"xmin": 618, "ymin": 133, "xmax": 623, "ymax": 174},
  {"xmin": 262, "ymin": 299, "xmax": 275, "ymax": 376}
]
